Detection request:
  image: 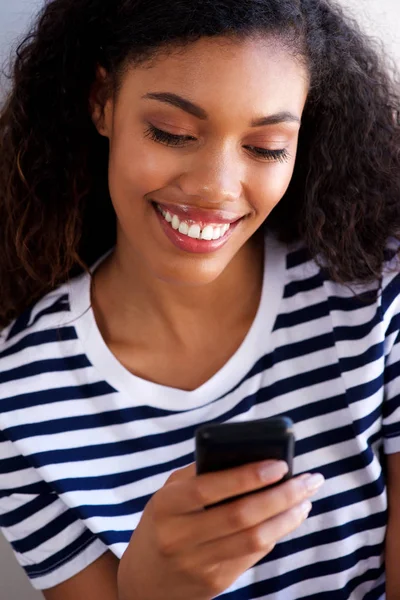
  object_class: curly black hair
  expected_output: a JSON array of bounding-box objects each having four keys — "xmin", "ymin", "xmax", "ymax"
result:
[{"xmin": 0, "ymin": 0, "xmax": 399, "ymax": 328}]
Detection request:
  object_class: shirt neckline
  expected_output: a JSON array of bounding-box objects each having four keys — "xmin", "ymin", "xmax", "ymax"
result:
[{"xmin": 68, "ymin": 232, "xmax": 286, "ymax": 411}]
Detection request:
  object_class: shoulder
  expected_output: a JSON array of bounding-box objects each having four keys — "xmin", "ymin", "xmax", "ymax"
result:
[
  {"xmin": 318, "ymin": 238, "xmax": 400, "ymax": 348},
  {"xmin": 0, "ymin": 279, "xmax": 84, "ymax": 404},
  {"xmin": 381, "ymin": 238, "xmax": 400, "ymax": 301},
  {"xmin": 0, "ymin": 282, "xmax": 73, "ymax": 350},
  {"xmin": 379, "ymin": 239, "xmax": 400, "ymax": 339},
  {"xmin": 281, "ymin": 236, "xmax": 400, "ymax": 330}
]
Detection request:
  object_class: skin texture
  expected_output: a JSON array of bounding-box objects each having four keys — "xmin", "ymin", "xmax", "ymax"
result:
[
  {"xmin": 43, "ymin": 553, "xmax": 119, "ymax": 600},
  {"xmin": 90, "ymin": 36, "xmax": 308, "ymax": 390}
]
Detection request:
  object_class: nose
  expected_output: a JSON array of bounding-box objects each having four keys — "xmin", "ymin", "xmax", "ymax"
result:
[{"xmin": 175, "ymin": 146, "xmax": 244, "ymax": 204}]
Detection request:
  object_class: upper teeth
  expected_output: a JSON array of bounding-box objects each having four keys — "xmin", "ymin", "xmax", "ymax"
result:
[{"xmin": 157, "ymin": 205, "xmax": 230, "ymax": 240}]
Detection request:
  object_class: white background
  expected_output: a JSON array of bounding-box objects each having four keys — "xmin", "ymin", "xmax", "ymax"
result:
[{"xmin": 0, "ymin": 1, "xmax": 399, "ymax": 598}]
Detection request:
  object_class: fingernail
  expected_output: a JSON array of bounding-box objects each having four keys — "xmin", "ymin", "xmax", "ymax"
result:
[
  {"xmin": 298, "ymin": 500, "xmax": 312, "ymax": 517},
  {"xmin": 302, "ymin": 473, "xmax": 325, "ymax": 494},
  {"xmin": 259, "ymin": 460, "xmax": 288, "ymax": 482}
]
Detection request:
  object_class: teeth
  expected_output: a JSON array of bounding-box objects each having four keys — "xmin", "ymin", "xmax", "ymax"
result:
[
  {"xmin": 213, "ymin": 227, "xmax": 222, "ymax": 240},
  {"xmin": 188, "ymin": 224, "xmax": 201, "ymax": 239},
  {"xmin": 156, "ymin": 204, "xmax": 231, "ymax": 241},
  {"xmin": 201, "ymin": 225, "xmax": 214, "ymax": 241},
  {"xmin": 178, "ymin": 222, "xmax": 189, "ymax": 235}
]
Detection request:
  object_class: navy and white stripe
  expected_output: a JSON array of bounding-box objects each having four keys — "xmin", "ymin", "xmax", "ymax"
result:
[{"xmin": 0, "ymin": 232, "xmax": 399, "ymax": 597}]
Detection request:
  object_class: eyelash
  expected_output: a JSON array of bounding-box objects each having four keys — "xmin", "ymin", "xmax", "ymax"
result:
[{"xmin": 144, "ymin": 124, "xmax": 290, "ymax": 163}]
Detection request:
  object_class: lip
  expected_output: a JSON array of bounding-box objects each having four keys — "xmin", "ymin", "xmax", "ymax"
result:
[
  {"xmin": 153, "ymin": 203, "xmax": 242, "ymax": 254},
  {"xmin": 154, "ymin": 201, "xmax": 245, "ymax": 228}
]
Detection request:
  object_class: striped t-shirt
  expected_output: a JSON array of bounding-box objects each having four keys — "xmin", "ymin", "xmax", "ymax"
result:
[{"xmin": 1, "ymin": 232, "xmax": 400, "ymax": 599}]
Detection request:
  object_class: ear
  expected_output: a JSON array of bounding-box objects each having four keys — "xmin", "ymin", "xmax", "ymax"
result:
[{"xmin": 89, "ymin": 66, "xmax": 113, "ymax": 138}]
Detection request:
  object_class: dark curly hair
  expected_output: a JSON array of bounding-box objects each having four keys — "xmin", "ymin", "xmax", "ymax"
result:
[{"xmin": 0, "ymin": 0, "xmax": 399, "ymax": 328}]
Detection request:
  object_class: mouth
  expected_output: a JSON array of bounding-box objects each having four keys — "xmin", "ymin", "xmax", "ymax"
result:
[{"xmin": 151, "ymin": 201, "xmax": 246, "ymax": 254}]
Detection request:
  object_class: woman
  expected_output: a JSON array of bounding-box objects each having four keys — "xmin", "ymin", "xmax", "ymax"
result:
[{"xmin": 0, "ymin": 0, "xmax": 399, "ymax": 598}]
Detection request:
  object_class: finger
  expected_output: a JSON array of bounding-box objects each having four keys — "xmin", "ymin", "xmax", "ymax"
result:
[
  {"xmin": 170, "ymin": 472, "xmax": 324, "ymax": 546},
  {"xmin": 194, "ymin": 500, "xmax": 312, "ymax": 564},
  {"xmin": 162, "ymin": 460, "xmax": 289, "ymax": 515},
  {"xmin": 166, "ymin": 463, "xmax": 197, "ymax": 483}
]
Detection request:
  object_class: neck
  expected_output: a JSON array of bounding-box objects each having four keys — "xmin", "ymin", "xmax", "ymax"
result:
[{"xmin": 91, "ymin": 233, "xmax": 264, "ymax": 348}]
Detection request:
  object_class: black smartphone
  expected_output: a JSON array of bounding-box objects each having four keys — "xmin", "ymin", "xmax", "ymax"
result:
[{"xmin": 195, "ymin": 416, "xmax": 295, "ymax": 507}]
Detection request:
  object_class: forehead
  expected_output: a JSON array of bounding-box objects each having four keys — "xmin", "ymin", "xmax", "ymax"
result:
[{"xmin": 122, "ymin": 36, "xmax": 309, "ymax": 118}]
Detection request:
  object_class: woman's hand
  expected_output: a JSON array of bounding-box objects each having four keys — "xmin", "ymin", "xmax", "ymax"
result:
[{"xmin": 118, "ymin": 461, "xmax": 324, "ymax": 600}]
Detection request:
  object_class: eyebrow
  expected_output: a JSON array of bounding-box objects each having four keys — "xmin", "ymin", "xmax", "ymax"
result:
[{"xmin": 142, "ymin": 92, "xmax": 300, "ymax": 126}]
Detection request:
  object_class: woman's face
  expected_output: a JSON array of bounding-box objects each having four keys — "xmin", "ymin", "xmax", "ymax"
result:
[{"xmin": 92, "ymin": 36, "xmax": 309, "ymax": 286}]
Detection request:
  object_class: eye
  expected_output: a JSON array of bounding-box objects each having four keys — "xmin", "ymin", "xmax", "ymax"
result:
[
  {"xmin": 144, "ymin": 124, "xmax": 196, "ymax": 147},
  {"xmin": 244, "ymin": 146, "xmax": 290, "ymax": 163},
  {"xmin": 145, "ymin": 124, "xmax": 290, "ymax": 163}
]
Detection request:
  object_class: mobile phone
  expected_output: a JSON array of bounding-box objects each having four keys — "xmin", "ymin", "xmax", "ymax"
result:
[{"xmin": 195, "ymin": 416, "xmax": 295, "ymax": 507}]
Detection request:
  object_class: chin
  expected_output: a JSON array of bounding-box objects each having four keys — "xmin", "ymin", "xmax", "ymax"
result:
[{"xmin": 150, "ymin": 256, "xmax": 230, "ymax": 288}]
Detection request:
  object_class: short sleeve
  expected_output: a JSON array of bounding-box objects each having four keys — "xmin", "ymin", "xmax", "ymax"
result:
[
  {"xmin": 382, "ymin": 266, "xmax": 400, "ymax": 455},
  {"xmin": 0, "ymin": 432, "xmax": 108, "ymax": 590}
]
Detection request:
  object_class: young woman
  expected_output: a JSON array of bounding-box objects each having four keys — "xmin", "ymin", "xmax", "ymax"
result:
[{"xmin": 0, "ymin": 0, "xmax": 399, "ymax": 598}]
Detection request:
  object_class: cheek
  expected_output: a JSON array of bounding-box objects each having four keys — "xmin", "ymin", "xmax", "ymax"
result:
[
  {"xmin": 108, "ymin": 132, "xmax": 180, "ymax": 205},
  {"xmin": 251, "ymin": 163, "xmax": 296, "ymax": 217}
]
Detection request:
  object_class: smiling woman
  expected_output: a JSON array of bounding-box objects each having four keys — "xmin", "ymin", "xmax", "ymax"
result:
[
  {"xmin": 89, "ymin": 37, "xmax": 307, "ymax": 288},
  {"xmin": 0, "ymin": 1, "xmax": 400, "ymax": 600}
]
